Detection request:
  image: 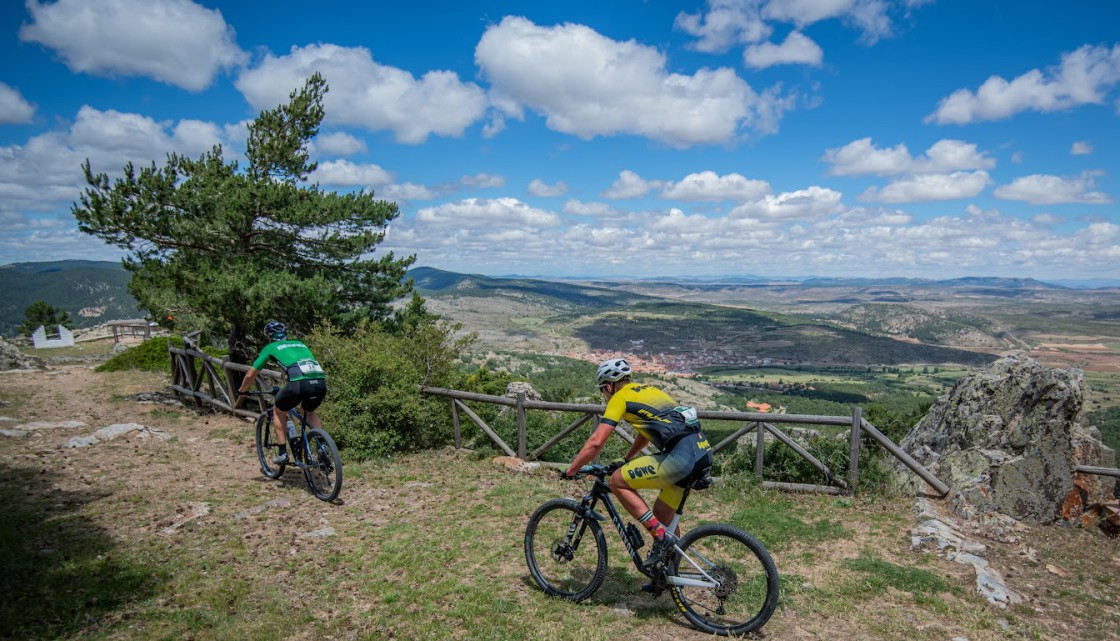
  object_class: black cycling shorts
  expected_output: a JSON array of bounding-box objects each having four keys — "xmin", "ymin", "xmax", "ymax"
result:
[{"xmin": 275, "ymin": 378, "xmax": 327, "ymax": 412}]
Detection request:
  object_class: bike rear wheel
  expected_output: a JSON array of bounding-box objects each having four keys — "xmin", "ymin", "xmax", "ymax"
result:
[
  {"xmin": 254, "ymin": 412, "xmax": 285, "ymax": 479},
  {"xmin": 669, "ymin": 523, "xmax": 780, "ymax": 636},
  {"xmin": 302, "ymin": 428, "xmax": 343, "ymax": 502},
  {"xmin": 524, "ymin": 498, "xmax": 608, "ymax": 603}
]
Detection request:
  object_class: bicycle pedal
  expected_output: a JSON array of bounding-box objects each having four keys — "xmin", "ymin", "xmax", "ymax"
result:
[{"xmin": 639, "ymin": 582, "xmax": 663, "ymax": 597}]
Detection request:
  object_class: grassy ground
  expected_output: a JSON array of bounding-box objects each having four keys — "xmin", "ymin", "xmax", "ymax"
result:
[{"xmin": 0, "ymin": 367, "xmax": 1117, "ymax": 640}]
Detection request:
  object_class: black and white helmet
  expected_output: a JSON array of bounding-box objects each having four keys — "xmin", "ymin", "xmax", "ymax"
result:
[{"xmin": 595, "ymin": 358, "xmax": 632, "ymax": 387}]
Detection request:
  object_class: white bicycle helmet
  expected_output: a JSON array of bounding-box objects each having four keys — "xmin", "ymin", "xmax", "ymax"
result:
[{"xmin": 595, "ymin": 358, "xmax": 632, "ymax": 387}]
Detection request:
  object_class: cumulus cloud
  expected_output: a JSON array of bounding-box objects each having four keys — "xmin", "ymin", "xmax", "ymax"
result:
[
  {"xmin": 310, "ymin": 160, "xmax": 393, "ymax": 187},
  {"xmin": 415, "ymin": 197, "xmax": 561, "ymax": 229},
  {"xmin": 236, "ymin": 44, "xmax": 488, "ymax": 144},
  {"xmin": 926, "ymin": 43, "xmax": 1120, "ymax": 125},
  {"xmin": 674, "ymin": 1, "xmax": 770, "ymax": 53},
  {"xmin": 660, "ymin": 171, "xmax": 771, "ymax": 201},
  {"xmin": 824, "ymin": 138, "xmax": 995, "ymax": 176},
  {"xmin": 475, "ymin": 16, "xmax": 792, "ymax": 147},
  {"xmin": 0, "ymin": 83, "xmax": 35, "ymax": 124},
  {"xmin": 744, "ymin": 31, "xmax": 823, "ymax": 68},
  {"xmin": 1070, "ymin": 141, "xmax": 1093, "ymax": 155},
  {"xmin": 677, "ymin": 0, "xmax": 901, "ymax": 52},
  {"xmin": 461, "ymin": 173, "xmax": 505, "ymax": 188},
  {"xmin": 602, "ymin": 170, "xmax": 662, "ymax": 200},
  {"xmin": 994, "ymin": 171, "xmax": 1113, "ymax": 205},
  {"xmin": 313, "ymin": 132, "xmax": 367, "ymax": 157},
  {"xmin": 528, "ymin": 179, "xmax": 568, "ymax": 197},
  {"xmin": 729, "ymin": 186, "xmax": 844, "ymax": 219},
  {"xmin": 860, "ymin": 171, "xmax": 990, "ymax": 203},
  {"xmin": 19, "ymin": 0, "xmax": 246, "ymax": 91}
]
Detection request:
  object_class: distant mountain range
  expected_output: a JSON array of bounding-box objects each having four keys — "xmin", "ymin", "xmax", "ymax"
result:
[{"xmin": 0, "ymin": 260, "xmax": 139, "ymax": 337}]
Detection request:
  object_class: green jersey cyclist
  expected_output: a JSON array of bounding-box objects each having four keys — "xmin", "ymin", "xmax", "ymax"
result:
[
  {"xmin": 562, "ymin": 357, "xmax": 713, "ymax": 577},
  {"xmin": 237, "ymin": 321, "xmax": 327, "ymax": 464}
]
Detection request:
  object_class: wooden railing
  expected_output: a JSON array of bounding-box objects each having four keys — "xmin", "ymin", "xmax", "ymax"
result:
[
  {"xmin": 167, "ymin": 337, "xmax": 1116, "ymax": 496},
  {"xmin": 168, "ymin": 333, "xmax": 283, "ymax": 420},
  {"xmin": 420, "ymin": 385, "xmax": 950, "ymax": 497}
]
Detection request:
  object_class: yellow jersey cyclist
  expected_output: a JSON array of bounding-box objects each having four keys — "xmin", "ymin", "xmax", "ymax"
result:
[
  {"xmin": 237, "ymin": 321, "xmax": 327, "ymax": 464},
  {"xmin": 563, "ymin": 357, "xmax": 713, "ymax": 576}
]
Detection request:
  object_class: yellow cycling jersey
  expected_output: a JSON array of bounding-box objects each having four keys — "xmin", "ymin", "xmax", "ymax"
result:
[{"xmin": 601, "ymin": 382, "xmax": 694, "ymax": 451}]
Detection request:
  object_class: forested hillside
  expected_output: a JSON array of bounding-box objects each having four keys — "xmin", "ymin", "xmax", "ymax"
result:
[{"xmin": 0, "ymin": 261, "xmax": 138, "ymax": 336}]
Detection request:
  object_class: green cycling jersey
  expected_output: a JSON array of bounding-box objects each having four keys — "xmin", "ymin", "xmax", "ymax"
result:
[{"xmin": 251, "ymin": 339, "xmax": 325, "ymax": 381}]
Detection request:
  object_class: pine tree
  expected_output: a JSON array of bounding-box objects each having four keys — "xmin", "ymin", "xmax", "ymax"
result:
[{"xmin": 73, "ymin": 74, "xmax": 414, "ymax": 364}]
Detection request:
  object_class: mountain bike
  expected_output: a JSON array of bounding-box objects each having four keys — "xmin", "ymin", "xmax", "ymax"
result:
[
  {"xmin": 245, "ymin": 388, "xmax": 343, "ymax": 502},
  {"xmin": 525, "ymin": 462, "xmax": 779, "ymax": 636}
]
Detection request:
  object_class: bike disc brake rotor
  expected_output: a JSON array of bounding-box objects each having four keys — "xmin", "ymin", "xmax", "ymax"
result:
[{"xmin": 550, "ymin": 540, "xmax": 574, "ymax": 563}]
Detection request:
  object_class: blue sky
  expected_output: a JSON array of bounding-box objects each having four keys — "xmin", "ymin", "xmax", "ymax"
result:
[{"xmin": 1, "ymin": 0, "xmax": 1118, "ymax": 281}]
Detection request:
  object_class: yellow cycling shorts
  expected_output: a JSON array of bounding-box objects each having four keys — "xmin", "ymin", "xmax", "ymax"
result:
[{"xmin": 619, "ymin": 432, "xmax": 712, "ymax": 510}]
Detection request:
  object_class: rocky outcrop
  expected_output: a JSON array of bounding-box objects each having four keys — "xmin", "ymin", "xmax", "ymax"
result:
[
  {"xmin": 896, "ymin": 356, "xmax": 1116, "ymax": 526},
  {"xmin": 0, "ymin": 336, "xmax": 46, "ymax": 371},
  {"xmin": 504, "ymin": 381, "xmax": 543, "ymax": 402}
]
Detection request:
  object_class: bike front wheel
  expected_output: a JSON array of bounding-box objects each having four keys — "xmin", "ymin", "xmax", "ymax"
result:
[
  {"xmin": 301, "ymin": 428, "xmax": 343, "ymax": 501},
  {"xmin": 524, "ymin": 498, "xmax": 608, "ymax": 603},
  {"xmin": 254, "ymin": 412, "xmax": 285, "ymax": 479},
  {"xmin": 669, "ymin": 523, "xmax": 780, "ymax": 637}
]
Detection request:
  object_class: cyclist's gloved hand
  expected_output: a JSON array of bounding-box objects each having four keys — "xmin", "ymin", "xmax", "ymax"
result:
[{"xmin": 558, "ymin": 469, "xmax": 575, "ymax": 480}]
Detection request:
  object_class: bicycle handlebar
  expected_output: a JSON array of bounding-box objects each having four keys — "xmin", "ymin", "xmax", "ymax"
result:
[{"xmin": 568, "ymin": 461, "xmax": 625, "ymax": 479}]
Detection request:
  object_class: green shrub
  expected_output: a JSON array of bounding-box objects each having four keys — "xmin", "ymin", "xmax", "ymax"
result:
[
  {"xmin": 306, "ymin": 319, "xmax": 472, "ymax": 460},
  {"xmin": 96, "ymin": 336, "xmax": 185, "ymax": 372}
]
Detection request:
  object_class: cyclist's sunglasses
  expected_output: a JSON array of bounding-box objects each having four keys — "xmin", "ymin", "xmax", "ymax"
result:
[{"xmin": 598, "ymin": 383, "xmax": 611, "ymax": 394}]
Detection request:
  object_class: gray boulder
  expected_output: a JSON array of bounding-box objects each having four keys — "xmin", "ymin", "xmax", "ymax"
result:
[
  {"xmin": 0, "ymin": 336, "xmax": 46, "ymax": 371},
  {"xmin": 896, "ymin": 355, "xmax": 1116, "ymax": 525}
]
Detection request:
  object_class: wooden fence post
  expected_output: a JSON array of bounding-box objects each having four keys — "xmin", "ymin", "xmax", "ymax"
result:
[
  {"xmin": 755, "ymin": 420, "xmax": 765, "ymax": 478},
  {"xmin": 517, "ymin": 391, "xmax": 527, "ymax": 459},
  {"xmin": 848, "ymin": 406, "xmax": 862, "ymax": 495},
  {"xmin": 451, "ymin": 399, "xmax": 461, "ymax": 449}
]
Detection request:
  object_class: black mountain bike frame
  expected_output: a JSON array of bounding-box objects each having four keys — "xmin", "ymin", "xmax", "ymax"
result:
[{"xmin": 572, "ymin": 465, "xmax": 723, "ymax": 590}]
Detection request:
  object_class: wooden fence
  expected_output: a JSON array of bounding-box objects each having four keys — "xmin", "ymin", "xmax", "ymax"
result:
[
  {"xmin": 420, "ymin": 385, "xmax": 950, "ymax": 497},
  {"xmin": 168, "ymin": 332, "xmax": 284, "ymax": 420},
  {"xmin": 166, "ymin": 337, "xmax": 1118, "ymax": 496}
]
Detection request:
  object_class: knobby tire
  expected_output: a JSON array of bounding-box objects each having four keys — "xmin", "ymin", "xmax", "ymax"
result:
[
  {"xmin": 668, "ymin": 523, "xmax": 780, "ymax": 636},
  {"xmin": 524, "ymin": 498, "xmax": 608, "ymax": 603},
  {"xmin": 303, "ymin": 428, "xmax": 342, "ymax": 502},
  {"xmin": 254, "ymin": 411, "xmax": 285, "ymax": 479}
]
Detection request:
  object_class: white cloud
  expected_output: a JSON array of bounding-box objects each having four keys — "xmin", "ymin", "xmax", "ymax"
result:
[
  {"xmin": 415, "ymin": 198, "xmax": 560, "ymax": 229},
  {"xmin": 310, "ymin": 160, "xmax": 393, "ymax": 187},
  {"xmin": 0, "ymin": 83, "xmax": 35, "ymax": 124},
  {"xmin": 1070, "ymin": 141, "xmax": 1093, "ymax": 155},
  {"xmin": 313, "ymin": 132, "xmax": 367, "ymax": 157},
  {"xmin": 660, "ymin": 171, "xmax": 771, "ymax": 201},
  {"xmin": 461, "ymin": 173, "xmax": 505, "ymax": 188},
  {"xmin": 860, "ymin": 171, "xmax": 991, "ymax": 203},
  {"xmin": 602, "ymin": 170, "xmax": 663, "ymax": 200},
  {"xmin": 19, "ymin": 0, "xmax": 246, "ymax": 91},
  {"xmin": 475, "ymin": 16, "xmax": 793, "ymax": 147},
  {"xmin": 994, "ymin": 172, "xmax": 1113, "ymax": 205},
  {"xmin": 528, "ymin": 179, "xmax": 569, "ymax": 197},
  {"xmin": 0, "ymin": 105, "xmax": 234, "ymax": 217},
  {"xmin": 744, "ymin": 31, "xmax": 823, "ymax": 68},
  {"xmin": 729, "ymin": 186, "xmax": 843, "ymax": 219},
  {"xmin": 236, "ymin": 44, "xmax": 488, "ymax": 144},
  {"xmin": 674, "ymin": 1, "xmax": 770, "ymax": 53},
  {"xmin": 379, "ymin": 183, "xmax": 436, "ymax": 201},
  {"xmin": 824, "ymin": 138, "xmax": 995, "ymax": 176},
  {"xmin": 927, "ymin": 43, "xmax": 1120, "ymax": 125}
]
